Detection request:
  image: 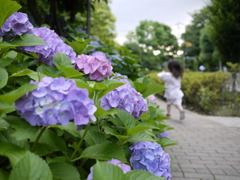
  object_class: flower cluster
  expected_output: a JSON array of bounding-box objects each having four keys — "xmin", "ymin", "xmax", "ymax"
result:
[
  {"xmin": 20, "ymin": 27, "xmax": 76, "ymax": 65},
  {"xmin": 75, "ymin": 51, "xmax": 112, "ymax": 81},
  {"xmin": 15, "ymin": 77, "xmax": 96, "ymax": 126},
  {"xmin": 87, "ymin": 159, "xmax": 131, "ymax": 180},
  {"xmin": 157, "ymin": 131, "xmax": 170, "ymax": 138},
  {"xmin": 147, "ymin": 95, "xmax": 157, "ymax": 104},
  {"xmin": 0, "ymin": 12, "xmax": 33, "ymax": 36},
  {"xmin": 129, "ymin": 141, "xmax": 171, "ymax": 180},
  {"xmin": 100, "ymin": 80, "xmax": 147, "ymax": 119}
]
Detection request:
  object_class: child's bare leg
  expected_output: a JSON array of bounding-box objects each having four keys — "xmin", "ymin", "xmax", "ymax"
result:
[
  {"xmin": 175, "ymin": 105, "xmax": 183, "ymax": 111},
  {"xmin": 166, "ymin": 104, "xmax": 171, "ymax": 116}
]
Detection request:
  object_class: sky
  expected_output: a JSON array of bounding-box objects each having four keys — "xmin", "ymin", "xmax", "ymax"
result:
[{"xmin": 109, "ymin": 0, "xmax": 210, "ymax": 44}]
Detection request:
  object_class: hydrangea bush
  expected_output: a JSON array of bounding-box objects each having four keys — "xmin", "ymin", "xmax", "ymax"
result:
[
  {"xmin": 0, "ymin": 2, "xmax": 175, "ymax": 180},
  {"xmin": 130, "ymin": 141, "xmax": 172, "ymax": 180}
]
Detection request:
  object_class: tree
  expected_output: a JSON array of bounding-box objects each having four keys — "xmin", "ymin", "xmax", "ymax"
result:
[
  {"xmin": 208, "ymin": 0, "xmax": 240, "ymax": 64},
  {"xmin": 124, "ymin": 20, "xmax": 178, "ymax": 70}
]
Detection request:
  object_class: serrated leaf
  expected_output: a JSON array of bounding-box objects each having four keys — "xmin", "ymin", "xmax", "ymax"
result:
[
  {"xmin": 142, "ymin": 83, "xmax": 165, "ymax": 98},
  {"xmin": 93, "ymin": 161, "xmax": 125, "ymax": 180},
  {"xmin": 10, "ymin": 69, "xmax": 45, "ymax": 81},
  {"xmin": 0, "ymin": 0, "xmax": 21, "ymax": 27},
  {"xmin": 0, "ymin": 117, "xmax": 9, "ymax": 131},
  {"xmin": 4, "ymin": 116, "xmax": 39, "ymax": 140},
  {"xmin": 0, "ymin": 142, "xmax": 27, "ymax": 166},
  {"xmin": 9, "ymin": 151, "xmax": 52, "ymax": 180},
  {"xmin": 126, "ymin": 170, "xmax": 165, "ymax": 180},
  {"xmin": 67, "ymin": 38, "xmax": 93, "ymax": 54},
  {"xmin": 53, "ymin": 53, "xmax": 73, "ymax": 69},
  {"xmin": 117, "ymin": 110, "xmax": 136, "ymax": 129},
  {"xmin": 0, "ymin": 34, "xmax": 45, "ymax": 48},
  {"xmin": 80, "ymin": 143, "xmax": 127, "ymax": 163},
  {"xmin": 84, "ymin": 129, "xmax": 107, "ymax": 146},
  {"xmin": 49, "ymin": 122, "xmax": 81, "ymax": 137},
  {"xmin": 0, "ymin": 58, "xmax": 15, "ymax": 68},
  {"xmin": 127, "ymin": 125, "xmax": 154, "ymax": 136},
  {"xmin": 0, "ymin": 68, "xmax": 8, "ymax": 89},
  {"xmin": 37, "ymin": 64, "xmax": 61, "ymax": 77},
  {"xmin": 0, "ymin": 83, "xmax": 37, "ymax": 104},
  {"xmin": 99, "ymin": 80, "xmax": 125, "ymax": 98},
  {"xmin": 157, "ymin": 137, "xmax": 178, "ymax": 148},
  {"xmin": 126, "ymin": 132, "xmax": 155, "ymax": 144},
  {"xmin": 49, "ymin": 162, "xmax": 80, "ymax": 180}
]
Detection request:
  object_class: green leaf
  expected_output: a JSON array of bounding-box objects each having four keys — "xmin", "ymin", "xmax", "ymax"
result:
[
  {"xmin": 117, "ymin": 110, "xmax": 136, "ymax": 128},
  {"xmin": 67, "ymin": 38, "xmax": 93, "ymax": 55},
  {"xmin": 75, "ymin": 79, "xmax": 93, "ymax": 94},
  {"xmin": 0, "ymin": 68, "xmax": 8, "ymax": 89},
  {"xmin": 49, "ymin": 122, "xmax": 81, "ymax": 137},
  {"xmin": 37, "ymin": 64, "xmax": 61, "ymax": 77},
  {"xmin": 0, "ymin": 0, "xmax": 21, "ymax": 27},
  {"xmin": 127, "ymin": 125, "xmax": 154, "ymax": 136},
  {"xmin": 4, "ymin": 116, "xmax": 39, "ymax": 140},
  {"xmin": 0, "ymin": 58, "xmax": 15, "ymax": 68},
  {"xmin": 53, "ymin": 53, "xmax": 73, "ymax": 69},
  {"xmin": 10, "ymin": 69, "xmax": 45, "ymax": 81},
  {"xmin": 127, "ymin": 132, "xmax": 155, "ymax": 143},
  {"xmin": 0, "ymin": 142, "xmax": 27, "ymax": 166},
  {"xmin": 84, "ymin": 129, "xmax": 107, "ymax": 146},
  {"xmin": 0, "ymin": 169, "xmax": 8, "ymax": 180},
  {"xmin": 0, "ymin": 100, "xmax": 15, "ymax": 115},
  {"xmin": 142, "ymin": 83, "xmax": 165, "ymax": 98},
  {"xmin": 99, "ymin": 80, "xmax": 125, "ymax": 98},
  {"xmin": 80, "ymin": 143, "xmax": 127, "ymax": 163},
  {"xmin": 49, "ymin": 162, "xmax": 80, "ymax": 180},
  {"xmin": 9, "ymin": 151, "xmax": 52, "ymax": 180},
  {"xmin": 0, "ymin": 34, "xmax": 45, "ymax": 48},
  {"xmin": 0, "ymin": 83, "xmax": 37, "ymax": 104},
  {"xmin": 0, "ymin": 117, "xmax": 9, "ymax": 131},
  {"xmin": 126, "ymin": 170, "xmax": 165, "ymax": 180},
  {"xmin": 157, "ymin": 137, "xmax": 178, "ymax": 148},
  {"xmin": 93, "ymin": 161, "xmax": 126, "ymax": 180}
]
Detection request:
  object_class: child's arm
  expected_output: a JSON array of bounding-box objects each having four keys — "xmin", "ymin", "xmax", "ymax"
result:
[{"xmin": 157, "ymin": 71, "xmax": 172, "ymax": 81}]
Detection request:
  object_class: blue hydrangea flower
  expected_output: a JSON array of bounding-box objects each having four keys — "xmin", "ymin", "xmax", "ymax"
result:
[
  {"xmin": 15, "ymin": 77, "xmax": 96, "ymax": 126},
  {"xmin": 100, "ymin": 78, "xmax": 147, "ymax": 119},
  {"xmin": 0, "ymin": 12, "xmax": 34, "ymax": 36},
  {"xmin": 130, "ymin": 141, "xmax": 172, "ymax": 180},
  {"xmin": 19, "ymin": 27, "xmax": 76, "ymax": 66},
  {"xmin": 157, "ymin": 132, "xmax": 170, "ymax": 138},
  {"xmin": 87, "ymin": 159, "xmax": 131, "ymax": 180}
]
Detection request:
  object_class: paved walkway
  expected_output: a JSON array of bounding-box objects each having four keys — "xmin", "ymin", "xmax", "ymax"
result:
[{"xmin": 156, "ymin": 99, "xmax": 240, "ymax": 180}]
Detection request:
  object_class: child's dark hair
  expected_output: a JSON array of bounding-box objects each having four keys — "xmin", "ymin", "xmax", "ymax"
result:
[{"xmin": 167, "ymin": 60, "xmax": 183, "ymax": 78}]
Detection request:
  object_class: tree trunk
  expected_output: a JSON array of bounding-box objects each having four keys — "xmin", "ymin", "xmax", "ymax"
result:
[
  {"xmin": 86, "ymin": 0, "xmax": 91, "ymax": 36},
  {"xmin": 27, "ymin": 0, "xmax": 43, "ymax": 26}
]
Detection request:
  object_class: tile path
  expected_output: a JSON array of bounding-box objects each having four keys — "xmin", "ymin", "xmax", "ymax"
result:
[{"xmin": 156, "ymin": 99, "xmax": 240, "ymax": 180}]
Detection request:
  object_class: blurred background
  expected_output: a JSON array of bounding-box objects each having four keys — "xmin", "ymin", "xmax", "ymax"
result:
[{"xmin": 15, "ymin": 0, "xmax": 240, "ymax": 116}]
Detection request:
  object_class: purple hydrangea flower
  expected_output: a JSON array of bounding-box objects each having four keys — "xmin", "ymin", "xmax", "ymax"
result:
[
  {"xmin": 15, "ymin": 77, "xmax": 96, "ymax": 126},
  {"xmin": 157, "ymin": 132, "xmax": 170, "ymax": 138},
  {"xmin": 130, "ymin": 141, "xmax": 172, "ymax": 180},
  {"xmin": 100, "ymin": 80, "xmax": 147, "ymax": 119},
  {"xmin": 87, "ymin": 159, "xmax": 131, "ymax": 180},
  {"xmin": 19, "ymin": 27, "xmax": 76, "ymax": 65},
  {"xmin": 0, "ymin": 12, "xmax": 34, "ymax": 36},
  {"xmin": 75, "ymin": 52, "xmax": 112, "ymax": 81},
  {"xmin": 147, "ymin": 95, "xmax": 157, "ymax": 104}
]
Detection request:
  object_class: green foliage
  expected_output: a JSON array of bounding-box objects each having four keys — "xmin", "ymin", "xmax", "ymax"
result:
[
  {"xmin": 124, "ymin": 20, "xmax": 179, "ymax": 70},
  {"xmin": 0, "ymin": 0, "xmax": 21, "ymax": 27},
  {"xmin": 208, "ymin": 0, "xmax": 240, "ymax": 64},
  {"xmin": 0, "ymin": 2, "xmax": 175, "ymax": 179}
]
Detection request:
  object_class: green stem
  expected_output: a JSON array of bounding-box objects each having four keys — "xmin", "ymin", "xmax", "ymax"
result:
[
  {"xmin": 31, "ymin": 127, "xmax": 47, "ymax": 152},
  {"xmin": 70, "ymin": 126, "xmax": 90, "ymax": 161}
]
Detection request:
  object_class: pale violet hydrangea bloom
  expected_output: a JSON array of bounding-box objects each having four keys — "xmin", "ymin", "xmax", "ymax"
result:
[
  {"xmin": 157, "ymin": 132, "xmax": 170, "ymax": 138},
  {"xmin": 87, "ymin": 159, "xmax": 131, "ymax": 180},
  {"xmin": 0, "ymin": 12, "xmax": 33, "ymax": 36},
  {"xmin": 100, "ymin": 79, "xmax": 147, "ymax": 119},
  {"xmin": 75, "ymin": 51, "xmax": 112, "ymax": 81},
  {"xmin": 15, "ymin": 77, "xmax": 96, "ymax": 126},
  {"xmin": 19, "ymin": 27, "xmax": 76, "ymax": 65},
  {"xmin": 147, "ymin": 95, "xmax": 157, "ymax": 104},
  {"xmin": 130, "ymin": 141, "xmax": 172, "ymax": 180}
]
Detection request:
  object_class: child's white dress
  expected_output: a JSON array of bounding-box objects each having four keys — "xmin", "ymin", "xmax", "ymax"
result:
[{"xmin": 157, "ymin": 71, "xmax": 184, "ymax": 106}]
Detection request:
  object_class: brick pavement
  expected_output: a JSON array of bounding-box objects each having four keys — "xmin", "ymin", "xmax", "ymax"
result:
[{"xmin": 157, "ymin": 99, "xmax": 240, "ymax": 180}]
